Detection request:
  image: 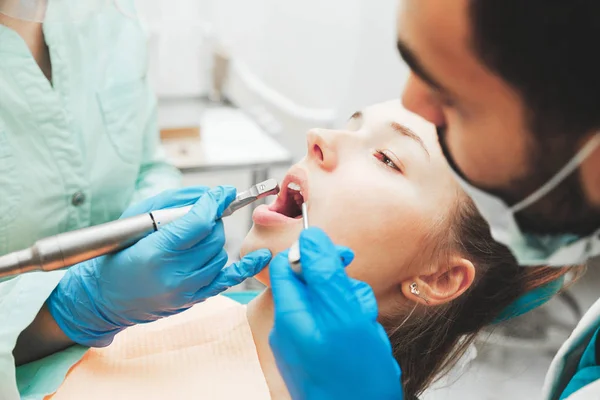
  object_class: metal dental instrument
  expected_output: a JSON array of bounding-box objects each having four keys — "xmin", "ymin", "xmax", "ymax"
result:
[
  {"xmin": 289, "ymin": 203, "xmax": 309, "ymax": 279},
  {"xmin": 0, "ymin": 179, "xmax": 280, "ymax": 279}
]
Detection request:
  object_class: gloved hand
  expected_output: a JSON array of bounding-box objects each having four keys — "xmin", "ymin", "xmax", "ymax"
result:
[
  {"xmin": 269, "ymin": 228, "xmax": 403, "ymax": 400},
  {"xmin": 47, "ymin": 185, "xmax": 272, "ymax": 347}
]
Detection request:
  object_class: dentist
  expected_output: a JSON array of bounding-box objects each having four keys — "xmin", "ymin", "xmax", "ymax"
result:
[
  {"xmin": 0, "ymin": 1, "xmax": 270, "ymax": 399},
  {"xmin": 268, "ymin": 1, "xmax": 600, "ymax": 399}
]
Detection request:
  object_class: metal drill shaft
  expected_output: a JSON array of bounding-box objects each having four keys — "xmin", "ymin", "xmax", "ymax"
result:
[
  {"xmin": 0, "ymin": 179, "xmax": 280, "ymax": 279},
  {"xmin": 150, "ymin": 178, "xmax": 279, "ymax": 228},
  {"xmin": 222, "ymin": 178, "xmax": 279, "ymax": 217}
]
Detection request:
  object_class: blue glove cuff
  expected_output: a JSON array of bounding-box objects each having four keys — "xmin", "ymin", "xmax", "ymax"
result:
[{"xmin": 47, "ymin": 267, "xmax": 125, "ymax": 348}]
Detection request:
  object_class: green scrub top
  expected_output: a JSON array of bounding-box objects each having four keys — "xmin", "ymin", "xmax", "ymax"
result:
[{"xmin": 0, "ymin": 1, "xmax": 181, "ymax": 398}]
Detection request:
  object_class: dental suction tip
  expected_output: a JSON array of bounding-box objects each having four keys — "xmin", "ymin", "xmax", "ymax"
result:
[
  {"xmin": 289, "ymin": 202, "xmax": 309, "ymax": 277},
  {"xmin": 301, "ymin": 203, "xmax": 309, "ymax": 229}
]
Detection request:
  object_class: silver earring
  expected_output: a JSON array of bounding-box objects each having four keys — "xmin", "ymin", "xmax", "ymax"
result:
[
  {"xmin": 410, "ymin": 282, "xmax": 429, "ymax": 304},
  {"xmin": 392, "ymin": 283, "xmax": 429, "ymax": 335},
  {"xmin": 410, "ymin": 282, "xmax": 420, "ymax": 295}
]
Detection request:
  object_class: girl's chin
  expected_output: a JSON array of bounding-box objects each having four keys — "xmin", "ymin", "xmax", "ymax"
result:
[
  {"xmin": 253, "ymin": 267, "xmax": 271, "ymax": 287},
  {"xmin": 240, "ymin": 228, "xmax": 298, "ymax": 289}
]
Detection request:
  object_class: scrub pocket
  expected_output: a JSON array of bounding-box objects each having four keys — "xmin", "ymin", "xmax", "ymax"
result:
[{"xmin": 97, "ymin": 79, "xmax": 149, "ymax": 164}]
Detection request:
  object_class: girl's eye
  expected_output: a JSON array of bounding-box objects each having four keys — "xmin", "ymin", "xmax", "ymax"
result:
[{"xmin": 374, "ymin": 150, "xmax": 401, "ymax": 172}]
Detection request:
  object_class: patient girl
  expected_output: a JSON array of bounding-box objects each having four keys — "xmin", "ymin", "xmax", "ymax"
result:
[{"xmin": 49, "ymin": 100, "xmax": 575, "ymax": 400}]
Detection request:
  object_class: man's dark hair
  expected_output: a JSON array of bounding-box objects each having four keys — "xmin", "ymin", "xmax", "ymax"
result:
[{"xmin": 469, "ymin": 0, "xmax": 600, "ymax": 139}]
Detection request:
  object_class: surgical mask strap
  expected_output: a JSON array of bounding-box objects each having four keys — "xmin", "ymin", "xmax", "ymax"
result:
[{"xmin": 511, "ymin": 133, "xmax": 600, "ymax": 213}]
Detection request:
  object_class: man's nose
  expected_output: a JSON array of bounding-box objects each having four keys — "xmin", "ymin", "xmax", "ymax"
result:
[
  {"xmin": 402, "ymin": 73, "xmax": 446, "ymax": 126},
  {"xmin": 306, "ymin": 128, "xmax": 339, "ymax": 171}
]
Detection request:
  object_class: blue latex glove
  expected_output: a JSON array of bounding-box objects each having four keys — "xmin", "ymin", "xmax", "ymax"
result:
[
  {"xmin": 269, "ymin": 227, "xmax": 403, "ymax": 400},
  {"xmin": 47, "ymin": 185, "xmax": 272, "ymax": 347}
]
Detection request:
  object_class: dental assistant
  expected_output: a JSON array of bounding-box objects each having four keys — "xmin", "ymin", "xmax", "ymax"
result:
[
  {"xmin": 268, "ymin": 1, "xmax": 600, "ymax": 399},
  {"xmin": 0, "ymin": 2, "xmax": 271, "ymax": 399}
]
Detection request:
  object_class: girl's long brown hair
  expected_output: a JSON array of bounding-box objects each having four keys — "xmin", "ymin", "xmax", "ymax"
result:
[{"xmin": 381, "ymin": 195, "xmax": 581, "ymax": 398}]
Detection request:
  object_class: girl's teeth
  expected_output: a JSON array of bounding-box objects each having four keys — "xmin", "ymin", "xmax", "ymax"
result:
[{"xmin": 287, "ymin": 182, "xmax": 301, "ymax": 191}]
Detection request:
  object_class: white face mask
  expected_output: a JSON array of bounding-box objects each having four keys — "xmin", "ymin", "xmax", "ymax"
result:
[{"xmin": 450, "ymin": 133, "xmax": 600, "ymax": 266}]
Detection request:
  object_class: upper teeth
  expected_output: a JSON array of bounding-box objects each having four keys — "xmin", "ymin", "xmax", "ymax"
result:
[{"xmin": 287, "ymin": 182, "xmax": 301, "ymax": 192}]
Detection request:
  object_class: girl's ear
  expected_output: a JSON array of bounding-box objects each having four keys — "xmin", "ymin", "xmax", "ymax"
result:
[{"xmin": 401, "ymin": 256, "xmax": 475, "ymax": 306}]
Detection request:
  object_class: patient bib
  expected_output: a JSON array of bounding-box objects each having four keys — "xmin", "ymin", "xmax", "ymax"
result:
[{"xmin": 46, "ymin": 296, "xmax": 271, "ymax": 400}]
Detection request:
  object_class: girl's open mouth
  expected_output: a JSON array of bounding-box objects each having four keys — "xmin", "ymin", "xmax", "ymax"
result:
[{"xmin": 252, "ymin": 167, "xmax": 309, "ymax": 227}]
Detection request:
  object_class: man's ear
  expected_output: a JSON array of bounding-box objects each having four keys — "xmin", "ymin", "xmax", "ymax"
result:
[{"xmin": 401, "ymin": 256, "xmax": 475, "ymax": 306}]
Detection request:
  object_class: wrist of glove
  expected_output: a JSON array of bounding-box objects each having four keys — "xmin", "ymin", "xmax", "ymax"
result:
[
  {"xmin": 47, "ymin": 186, "xmax": 272, "ymax": 347},
  {"xmin": 268, "ymin": 228, "xmax": 404, "ymax": 400},
  {"xmin": 48, "ymin": 259, "xmax": 126, "ymax": 347}
]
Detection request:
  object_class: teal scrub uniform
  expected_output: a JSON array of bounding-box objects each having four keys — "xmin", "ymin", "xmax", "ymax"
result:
[
  {"xmin": 544, "ymin": 298, "xmax": 600, "ymax": 399},
  {"xmin": 560, "ymin": 327, "xmax": 600, "ymax": 399},
  {"xmin": 0, "ymin": 1, "xmax": 181, "ymax": 398}
]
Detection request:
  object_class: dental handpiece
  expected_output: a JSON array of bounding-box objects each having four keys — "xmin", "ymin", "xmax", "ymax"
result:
[
  {"xmin": 0, "ymin": 179, "xmax": 280, "ymax": 279},
  {"xmin": 288, "ymin": 203, "xmax": 309, "ymax": 279}
]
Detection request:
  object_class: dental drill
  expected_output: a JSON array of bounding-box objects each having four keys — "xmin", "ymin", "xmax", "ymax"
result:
[
  {"xmin": 0, "ymin": 179, "xmax": 280, "ymax": 279},
  {"xmin": 288, "ymin": 202, "xmax": 309, "ymax": 279}
]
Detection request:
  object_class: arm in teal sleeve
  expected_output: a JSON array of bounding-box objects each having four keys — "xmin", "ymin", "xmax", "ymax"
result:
[
  {"xmin": 129, "ymin": 82, "xmax": 182, "ymax": 206},
  {"xmin": 13, "ymin": 303, "xmax": 73, "ymax": 366},
  {"xmin": 1, "ymin": 272, "xmax": 66, "ymax": 399}
]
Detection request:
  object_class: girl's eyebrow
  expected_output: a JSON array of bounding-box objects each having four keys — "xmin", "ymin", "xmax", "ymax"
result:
[
  {"xmin": 349, "ymin": 111, "xmax": 430, "ymax": 160},
  {"xmin": 390, "ymin": 122, "xmax": 430, "ymax": 160}
]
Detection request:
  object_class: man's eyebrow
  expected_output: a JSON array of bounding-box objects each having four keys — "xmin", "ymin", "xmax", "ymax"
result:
[
  {"xmin": 396, "ymin": 39, "xmax": 454, "ymax": 98},
  {"xmin": 390, "ymin": 122, "xmax": 430, "ymax": 159}
]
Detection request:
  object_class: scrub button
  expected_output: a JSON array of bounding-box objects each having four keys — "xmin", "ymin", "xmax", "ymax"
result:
[{"xmin": 71, "ymin": 191, "xmax": 86, "ymax": 206}]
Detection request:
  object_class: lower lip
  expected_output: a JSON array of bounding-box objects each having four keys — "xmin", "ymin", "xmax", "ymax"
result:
[{"xmin": 252, "ymin": 204, "xmax": 300, "ymax": 227}]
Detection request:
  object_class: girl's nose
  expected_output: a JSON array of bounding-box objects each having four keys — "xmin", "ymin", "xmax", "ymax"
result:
[{"xmin": 306, "ymin": 128, "xmax": 340, "ymax": 171}]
